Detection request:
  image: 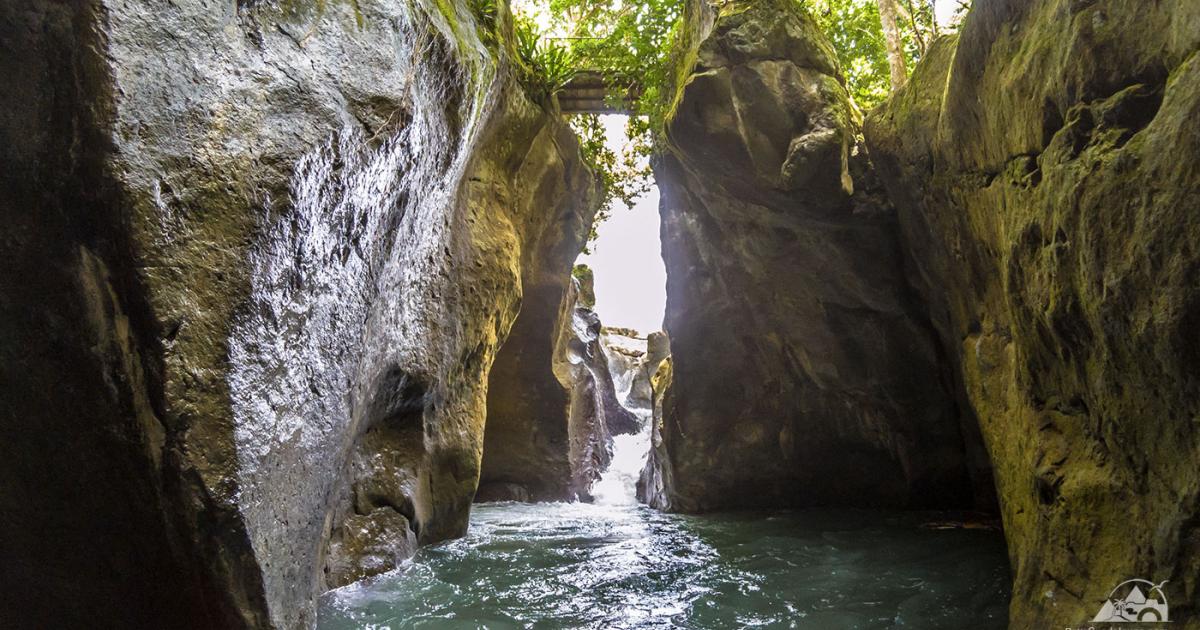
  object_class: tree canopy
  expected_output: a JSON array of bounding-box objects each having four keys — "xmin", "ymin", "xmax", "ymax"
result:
[
  {"xmin": 501, "ymin": 0, "xmax": 970, "ymax": 240},
  {"xmin": 512, "ymin": 0, "xmax": 968, "ymax": 113}
]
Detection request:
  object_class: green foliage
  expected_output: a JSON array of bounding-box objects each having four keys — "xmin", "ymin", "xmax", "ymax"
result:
[
  {"xmin": 514, "ymin": 0, "xmax": 972, "ymax": 242},
  {"xmin": 468, "ymin": 0, "xmax": 499, "ymax": 43},
  {"xmin": 513, "ymin": 17, "xmax": 579, "ymax": 100},
  {"xmin": 568, "ymin": 114, "xmax": 652, "ymax": 251},
  {"xmin": 807, "ymin": 0, "xmax": 891, "ymax": 107},
  {"xmin": 539, "ymin": 0, "xmax": 682, "ymax": 130},
  {"xmin": 538, "ymin": 39, "xmax": 578, "ymax": 94},
  {"xmin": 572, "ymin": 264, "xmax": 597, "ymax": 307},
  {"xmin": 512, "ymin": 0, "xmax": 675, "ymax": 246},
  {"xmin": 807, "ymin": 0, "xmax": 970, "ymax": 110}
]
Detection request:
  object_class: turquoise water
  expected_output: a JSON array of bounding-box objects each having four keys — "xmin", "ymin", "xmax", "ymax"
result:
[{"xmin": 317, "ymin": 501, "xmax": 1010, "ymax": 629}]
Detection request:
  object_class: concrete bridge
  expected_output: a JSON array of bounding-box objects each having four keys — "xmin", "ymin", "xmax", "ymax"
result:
[{"xmin": 557, "ymin": 71, "xmax": 639, "ymax": 114}]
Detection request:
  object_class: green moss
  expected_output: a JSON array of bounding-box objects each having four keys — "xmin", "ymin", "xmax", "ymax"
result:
[{"xmin": 572, "ymin": 264, "xmax": 596, "ymax": 308}]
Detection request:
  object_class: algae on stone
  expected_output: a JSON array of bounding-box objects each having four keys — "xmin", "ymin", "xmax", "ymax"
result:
[{"xmin": 864, "ymin": 0, "xmax": 1200, "ymax": 625}]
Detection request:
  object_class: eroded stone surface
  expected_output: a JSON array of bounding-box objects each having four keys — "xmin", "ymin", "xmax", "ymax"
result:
[
  {"xmin": 864, "ymin": 0, "xmax": 1200, "ymax": 625},
  {"xmin": 602, "ymin": 329, "xmax": 669, "ymax": 415},
  {"xmin": 644, "ymin": 0, "xmax": 984, "ymax": 513},
  {"xmin": 1, "ymin": 0, "xmax": 595, "ymax": 627},
  {"xmin": 324, "ymin": 508, "xmax": 418, "ymax": 589},
  {"xmin": 480, "ymin": 275, "xmax": 639, "ymax": 502},
  {"xmin": 556, "ymin": 280, "xmax": 642, "ymax": 499}
]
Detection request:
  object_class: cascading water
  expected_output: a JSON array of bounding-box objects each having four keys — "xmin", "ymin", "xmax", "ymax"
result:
[
  {"xmin": 591, "ymin": 332, "xmax": 654, "ymax": 505},
  {"xmin": 319, "ymin": 325, "xmax": 1012, "ymax": 629},
  {"xmin": 590, "ymin": 425, "xmax": 652, "ymax": 505}
]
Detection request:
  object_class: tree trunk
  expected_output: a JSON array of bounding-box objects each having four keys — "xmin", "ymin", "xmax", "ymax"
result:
[{"xmin": 877, "ymin": 0, "xmax": 908, "ymax": 91}]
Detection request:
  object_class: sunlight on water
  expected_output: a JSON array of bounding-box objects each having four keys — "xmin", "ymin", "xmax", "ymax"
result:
[{"xmin": 318, "ymin": 502, "xmax": 1010, "ymax": 629}]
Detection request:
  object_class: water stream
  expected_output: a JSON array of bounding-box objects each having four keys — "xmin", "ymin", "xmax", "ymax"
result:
[{"xmin": 317, "ymin": 429, "xmax": 1011, "ymax": 629}]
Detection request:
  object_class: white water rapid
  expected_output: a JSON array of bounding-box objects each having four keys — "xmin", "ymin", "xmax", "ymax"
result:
[
  {"xmin": 590, "ymin": 333, "xmax": 654, "ymax": 505},
  {"xmin": 591, "ymin": 423, "xmax": 652, "ymax": 506}
]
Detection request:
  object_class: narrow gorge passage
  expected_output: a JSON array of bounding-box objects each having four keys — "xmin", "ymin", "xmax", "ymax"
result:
[
  {"xmin": 318, "ymin": 115, "xmax": 1012, "ymax": 629},
  {"xmin": 6, "ymin": 0, "xmax": 1198, "ymax": 628}
]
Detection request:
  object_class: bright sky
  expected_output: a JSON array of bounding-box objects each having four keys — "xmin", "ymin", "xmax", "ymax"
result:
[
  {"xmin": 575, "ymin": 115, "xmax": 666, "ymax": 335},
  {"xmin": 934, "ymin": 0, "xmax": 964, "ymax": 27}
]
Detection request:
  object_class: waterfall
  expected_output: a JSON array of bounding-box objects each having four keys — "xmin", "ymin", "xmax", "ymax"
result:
[
  {"xmin": 591, "ymin": 423, "xmax": 651, "ymax": 505},
  {"xmin": 591, "ymin": 332, "xmax": 654, "ymax": 506}
]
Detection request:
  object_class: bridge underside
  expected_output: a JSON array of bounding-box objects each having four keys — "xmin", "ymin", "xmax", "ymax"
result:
[{"xmin": 558, "ymin": 71, "xmax": 638, "ymax": 114}]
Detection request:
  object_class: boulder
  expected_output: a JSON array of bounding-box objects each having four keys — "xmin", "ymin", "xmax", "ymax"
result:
[
  {"xmin": 600, "ymin": 330, "xmax": 649, "ymax": 414},
  {"xmin": 864, "ymin": 0, "xmax": 1200, "ymax": 625}
]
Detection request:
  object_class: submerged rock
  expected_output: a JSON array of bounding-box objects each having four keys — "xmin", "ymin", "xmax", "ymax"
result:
[
  {"xmin": 1, "ymin": 0, "xmax": 595, "ymax": 626},
  {"xmin": 645, "ymin": 0, "xmax": 985, "ymax": 512},
  {"xmin": 864, "ymin": 0, "xmax": 1200, "ymax": 625}
]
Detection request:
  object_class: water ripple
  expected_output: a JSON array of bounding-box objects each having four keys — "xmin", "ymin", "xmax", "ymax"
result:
[{"xmin": 319, "ymin": 502, "xmax": 1010, "ymax": 629}]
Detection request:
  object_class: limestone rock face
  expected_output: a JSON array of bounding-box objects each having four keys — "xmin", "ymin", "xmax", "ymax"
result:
[
  {"xmin": 480, "ymin": 274, "xmax": 598, "ymax": 501},
  {"xmin": 647, "ymin": 0, "xmax": 984, "ymax": 512},
  {"xmin": 1, "ymin": 0, "xmax": 595, "ymax": 627},
  {"xmin": 601, "ymin": 330, "xmax": 666, "ymax": 415},
  {"xmin": 638, "ymin": 337, "xmax": 675, "ymax": 508},
  {"xmin": 557, "ymin": 281, "xmax": 642, "ymax": 499},
  {"xmin": 480, "ymin": 276, "xmax": 639, "ymax": 502},
  {"xmin": 477, "ymin": 276, "xmax": 574, "ymax": 501},
  {"xmin": 323, "ymin": 509, "xmax": 418, "ymax": 589},
  {"xmin": 864, "ymin": 0, "xmax": 1200, "ymax": 625}
]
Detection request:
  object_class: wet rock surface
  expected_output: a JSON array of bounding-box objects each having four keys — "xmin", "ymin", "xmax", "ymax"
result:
[
  {"xmin": 864, "ymin": 0, "xmax": 1200, "ymax": 625},
  {"xmin": 1, "ymin": 0, "xmax": 595, "ymax": 627},
  {"xmin": 602, "ymin": 329, "xmax": 668, "ymax": 415},
  {"xmin": 556, "ymin": 280, "xmax": 642, "ymax": 500},
  {"xmin": 638, "ymin": 337, "xmax": 675, "ymax": 508},
  {"xmin": 645, "ymin": 0, "xmax": 985, "ymax": 513},
  {"xmin": 480, "ymin": 275, "xmax": 640, "ymax": 502},
  {"xmin": 480, "ymin": 280, "xmax": 587, "ymax": 502}
]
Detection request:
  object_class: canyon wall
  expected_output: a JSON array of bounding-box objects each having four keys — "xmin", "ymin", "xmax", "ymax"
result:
[
  {"xmin": 0, "ymin": 0, "xmax": 595, "ymax": 627},
  {"xmin": 864, "ymin": 0, "xmax": 1200, "ymax": 625},
  {"xmin": 479, "ymin": 275, "xmax": 638, "ymax": 502},
  {"xmin": 644, "ymin": 0, "xmax": 988, "ymax": 512}
]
